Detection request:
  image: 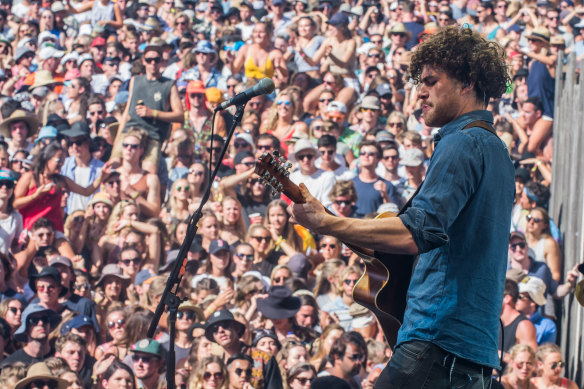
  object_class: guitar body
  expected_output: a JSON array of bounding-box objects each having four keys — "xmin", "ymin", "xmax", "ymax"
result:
[{"xmin": 255, "ymin": 153, "xmax": 414, "ymax": 348}]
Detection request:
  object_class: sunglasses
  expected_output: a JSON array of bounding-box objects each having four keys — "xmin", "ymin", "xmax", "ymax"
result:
[
  {"xmin": 234, "ymin": 367, "xmax": 252, "ymax": 377},
  {"xmin": 277, "ymin": 100, "xmax": 292, "ymax": 106},
  {"xmin": 252, "ymin": 236, "xmax": 271, "ymax": 242},
  {"xmin": 551, "ymin": 361, "xmax": 565, "ymax": 369},
  {"xmin": 344, "ymin": 279, "xmax": 357, "ymax": 285},
  {"xmin": 257, "ymin": 144, "xmax": 273, "ymax": 151},
  {"xmin": 37, "ymin": 284, "xmax": 56, "ymax": 293},
  {"xmin": 8, "ymin": 306, "xmax": 21, "ymax": 314},
  {"xmin": 236, "ymin": 253, "xmax": 254, "ymax": 261},
  {"xmin": 383, "ymin": 155, "xmax": 399, "ymax": 160},
  {"xmin": 510, "ymin": 242, "xmax": 526, "ymax": 250},
  {"xmin": 388, "ymin": 122, "xmax": 403, "ymax": 127},
  {"xmin": 526, "ymin": 215, "xmax": 543, "ymax": 223},
  {"xmin": 319, "ymin": 149, "xmax": 335, "ymax": 155},
  {"xmin": 203, "ymin": 372, "xmax": 223, "ymax": 380},
  {"xmin": 333, "ymin": 200, "xmax": 350, "ymax": 207},
  {"xmin": 295, "ymin": 377, "xmax": 314, "ymax": 385},
  {"xmin": 175, "ymin": 185, "xmax": 191, "ymax": 192},
  {"xmin": 359, "ymin": 151, "xmax": 378, "ymax": 157},
  {"xmin": 0, "ymin": 180, "xmax": 14, "ymax": 189},
  {"xmin": 68, "ymin": 139, "xmax": 86, "ymax": 147},
  {"xmin": 274, "ymin": 276, "xmax": 289, "ymax": 283},
  {"xmin": 206, "ymin": 146, "xmax": 222, "ymax": 153},
  {"xmin": 122, "ymin": 143, "xmax": 140, "ymax": 150},
  {"xmin": 28, "ymin": 316, "xmax": 50, "ymax": 325},
  {"xmin": 177, "ymin": 311, "xmax": 196, "ymax": 320},
  {"xmin": 190, "ymin": 93, "xmax": 205, "ymax": 99},
  {"xmin": 144, "ymin": 57, "xmax": 161, "ymax": 64},
  {"xmin": 296, "ymin": 154, "xmax": 314, "ymax": 161},
  {"xmin": 132, "ymin": 354, "xmax": 157, "ymax": 363},
  {"xmin": 106, "ymin": 179, "xmax": 121, "ymax": 186},
  {"xmin": 320, "ymin": 243, "xmax": 337, "ymax": 249},
  {"xmin": 368, "ymin": 53, "xmax": 381, "ymax": 58},
  {"xmin": 189, "ymin": 169, "xmax": 204, "ymax": 176},
  {"xmin": 121, "ymin": 257, "xmax": 142, "ymax": 266},
  {"xmin": 319, "ymin": 98, "xmax": 333, "ymax": 103},
  {"xmin": 30, "ymin": 380, "xmax": 57, "ymax": 389},
  {"xmin": 89, "ymin": 110, "xmax": 104, "ymax": 116},
  {"xmin": 518, "ymin": 294, "xmax": 533, "ymax": 302},
  {"xmin": 108, "ymin": 318, "xmax": 126, "ymax": 328},
  {"xmin": 360, "ymin": 108, "xmax": 378, "ymax": 113},
  {"xmin": 74, "ymin": 282, "xmax": 90, "ymax": 291},
  {"xmin": 371, "ymin": 39, "xmax": 383, "ymax": 44},
  {"xmin": 234, "ymin": 141, "xmax": 249, "ymax": 148}
]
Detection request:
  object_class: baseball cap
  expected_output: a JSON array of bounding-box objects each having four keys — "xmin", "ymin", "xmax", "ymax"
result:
[
  {"xmin": 209, "ymin": 239, "xmax": 231, "ymax": 255},
  {"xmin": 39, "ymin": 46, "xmax": 65, "ymax": 61},
  {"xmin": 518, "ymin": 276, "xmax": 547, "ymax": 306},
  {"xmin": 326, "ymin": 101, "xmax": 347, "ymax": 114},
  {"xmin": 360, "ymin": 96, "xmax": 381, "ymax": 110},
  {"xmin": 131, "ymin": 338, "xmax": 164, "ymax": 358},
  {"xmin": 327, "ymin": 12, "xmax": 349, "ymax": 26}
]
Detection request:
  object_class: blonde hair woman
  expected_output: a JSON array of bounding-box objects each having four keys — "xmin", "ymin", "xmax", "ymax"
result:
[
  {"xmin": 532, "ymin": 343, "xmax": 578, "ymax": 389},
  {"xmin": 261, "ymin": 90, "xmax": 308, "ymax": 147},
  {"xmin": 502, "ymin": 344, "xmax": 537, "ymax": 389},
  {"xmin": 189, "ymin": 355, "xmax": 229, "ymax": 389},
  {"xmin": 312, "ymin": 258, "xmax": 345, "ymax": 308},
  {"xmin": 219, "ymin": 196, "xmax": 247, "ymax": 245}
]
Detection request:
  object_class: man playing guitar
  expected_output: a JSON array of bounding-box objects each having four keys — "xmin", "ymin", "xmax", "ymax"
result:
[{"xmin": 289, "ymin": 26, "xmax": 514, "ymax": 388}]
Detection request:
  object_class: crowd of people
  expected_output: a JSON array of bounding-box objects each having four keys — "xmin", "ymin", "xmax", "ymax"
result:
[{"xmin": 0, "ymin": 0, "xmax": 579, "ymax": 387}]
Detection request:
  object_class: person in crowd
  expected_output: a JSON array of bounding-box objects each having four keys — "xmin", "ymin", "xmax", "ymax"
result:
[
  {"xmin": 129, "ymin": 338, "xmax": 165, "ymax": 389},
  {"xmin": 324, "ymin": 332, "xmax": 367, "ymax": 389},
  {"xmin": 524, "ymin": 207, "xmax": 562, "ymax": 281},
  {"xmin": 500, "ymin": 279, "xmax": 539, "ymax": 356},
  {"xmin": 532, "ymin": 343, "xmax": 578, "ymax": 389},
  {"xmin": 226, "ymin": 354, "xmax": 253, "ymax": 389},
  {"xmin": 513, "ymin": 275, "xmax": 557, "ymax": 345},
  {"xmin": 502, "ymin": 344, "xmax": 538, "ymax": 389}
]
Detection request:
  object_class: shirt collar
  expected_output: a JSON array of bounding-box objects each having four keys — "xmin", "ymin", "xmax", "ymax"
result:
[{"xmin": 433, "ymin": 110, "xmax": 494, "ymax": 146}]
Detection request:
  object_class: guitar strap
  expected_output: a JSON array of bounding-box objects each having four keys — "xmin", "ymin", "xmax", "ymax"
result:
[{"xmin": 397, "ymin": 120, "xmax": 495, "ymax": 216}]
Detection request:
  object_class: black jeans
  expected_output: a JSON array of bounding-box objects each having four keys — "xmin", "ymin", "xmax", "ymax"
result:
[{"xmin": 373, "ymin": 340, "xmax": 493, "ymax": 389}]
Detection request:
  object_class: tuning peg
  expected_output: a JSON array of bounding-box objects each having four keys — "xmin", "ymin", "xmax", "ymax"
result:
[
  {"xmin": 284, "ymin": 161, "xmax": 293, "ymax": 171},
  {"xmin": 273, "ymin": 150, "xmax": 280, "ymax": 157}
]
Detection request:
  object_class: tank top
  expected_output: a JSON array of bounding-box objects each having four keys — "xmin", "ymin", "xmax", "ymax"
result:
[
  {"xmin": 502, "ymin": 314, "xmax": 530, "ymax": 353},
  {"xmin": 327, "ymin": 39, "xmax": 355, "ymax": 76},
  {"xmin": 531, "ymin": 238, "xmax": 546, "ymax": 263},
  {"xmin": 20, "ymin": 183, "xmax": 64, "ymax": 232},
  {"xmin": 125, "ymin": 75, "xmax": 174, "ymax": 141},
  {"xmin": 244, "ymin": 52, "xmax": 274, "ymax": 80},
  {"xmin": 527, "ymin": 60, "xmax": 555, "ymax": 118},
  {"xmin": 90, "ymin": 0, "xmax": 114, "ymax": 26}
]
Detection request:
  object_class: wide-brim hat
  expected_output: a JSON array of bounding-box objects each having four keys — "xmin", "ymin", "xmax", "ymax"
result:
[
  {"xmin": 30, "ymin": 70, "xmax": 63, "ymax": 91},
  {"xmin": 30, "ymin": 266, "xmax": 68, "ymax": 297},
  {"xmin": 14, "ymin": 304, "xmax": 61, "ymax": 343},
  {"xmin": 257, "ymin": 286, "xmax": 301, "ymax": 319},
  {"xmin": 389, "ymin": 22, "xmax": 412, "ymax": 40},
  {"xmin": 95, "ymin": 264, "xmax": 131, "ymax": 288},
  {"xmin": 525, "ymin": 26, "xmax": 551, "ymax": 43},
  {"xmin": 88, "ymin": 192, "xmax": 113, "ymax": 208},
  {"xmin": 178, "ymin": 300, "xmax": 205, "ymax": 322},
  {"xmin": 204, "ymin": 309, "xmax": 245, "ymax": 341},
  {"xmin": 15, "ymin": 363, "xmax": 69, "ymax": 389},
  {"xmin": 0, "ymin": 109, "xmax": 39, "ymax": 139}
]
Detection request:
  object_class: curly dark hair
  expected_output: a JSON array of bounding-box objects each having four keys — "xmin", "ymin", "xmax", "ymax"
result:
[{"xmin": 409, "ymin": 26, "xmax": 510, "ymax": 104}]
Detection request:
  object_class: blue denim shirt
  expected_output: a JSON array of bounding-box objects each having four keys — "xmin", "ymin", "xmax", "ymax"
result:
[
  {"xmin": 397, "ymin": 110, "xmax": 515, "ymax": 368},
  {"xmin": 61, "ymin": 156, "xmax": 104, "ymax": 212}
]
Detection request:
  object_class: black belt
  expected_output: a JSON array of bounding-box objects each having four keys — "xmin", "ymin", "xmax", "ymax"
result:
[{"xmin": 432, "ymin": 344, "xmax": 490, "ymax": 376}]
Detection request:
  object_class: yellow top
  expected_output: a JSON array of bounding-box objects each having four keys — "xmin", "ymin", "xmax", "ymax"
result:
[{"xmin": 244, "ymin": 53, "xmax": 274, "ymax": 79}]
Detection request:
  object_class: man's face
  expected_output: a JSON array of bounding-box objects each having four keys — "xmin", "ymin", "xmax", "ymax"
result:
[
  {"xmin": 132, "ymin": 352, "xmax": 162, "ymax": 380},
  {"xmin": 546, "ymin": 11, "xmax": 559, "ymax": 29},
  {"xmin": 521, "ymin": 102, "xmax": 541, "ymax": 127},
  {"xmin": 476, "ymin": 6, "xmax": 490, "ymax": 22},
  {"xmin": 122, "ymin": 135, "xmax": 144, "ymax": 163},
  {"xmin": 205, "ymin": 140, "xmax": 224, "ymax": 164},
  {"xmin": 382, "ymin": 148, "xmax": 400, "ymax": 171},
  {"xmin": 228, "ymin": 359, "xmax": 252, "ymax": 389},
  {"xmin": 213, "ymin": 322, "xmax": 236, "ymax": 347},
  {"xmin": 10, "ymin": 121, "xmax": 28, "ymax": 140},
  {"xmin": 53, "ymin": 264, "xmax": 72, "ymax": 288},
  {"xmin": 80, "ymin": 60, "xmax": 94, "ymax": 77},
  {"xmin": 318, "ymin": 146, "xmax": 335, "ymax": 163},
  {"xmin": 143, "ymin": 50, "xmax": 162, "ymax": 75},
  {"xmin": 36, "ymin": 276, "xmax": 61, "ymax": 305},
  {"xmin": 235, "ymin": 156, "xmax": 256, "ymax": 175},
  {"xmin": 68, "ymin": 136, "xmax": 89, "ymax": 157},
  {"xmin": 519, "ymin": 189, "xmax": 534, "ymax": 210},
  {"xmin": 508, "ymin": 237, "xmax": 528, "ymax": 262},
  {"xmin": 33, "ymin": 227, "xmax": 54, "ymax": 247},
  {"xmin": 418, "ymin": 66, "xmax": 466, "ymax": 128},
  {"xmin": 295, "ymin": 149, "xmax": 316, "ymax": 172},
  {"xmin": 339, "ymin": 343, "xmax": 364, "ymax": 377},
  {"xmin": 104, "ymin": 175, "xmax": 121, "ymax": 198},
  {"xmin": 358, "ymin": 145, "xmax": 380, "ymax": 169},
  {"xmin": 57, "ymin": 341, "xmax": 86, "ymax": 372},
  {"xmin": 233, "ymin": 248, "xmax": 254, "ymax": 273},
  {"xmin": 27, "ymin": 314, "xmax": 51, "ymax": 341},
  {"xmin": 515, "ymin": 292, "xmax": 535, "ymax": 315}
]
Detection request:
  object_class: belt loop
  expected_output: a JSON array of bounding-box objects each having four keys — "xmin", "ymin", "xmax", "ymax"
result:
[{"xmin": 449, "ymin": 356, "xmax": 457, "ymax": 384}]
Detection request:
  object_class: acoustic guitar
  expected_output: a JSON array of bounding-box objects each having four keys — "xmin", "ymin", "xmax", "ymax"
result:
[{"xmin": 255, "ymin": 152, "xmax": 415, "ymax": 348}]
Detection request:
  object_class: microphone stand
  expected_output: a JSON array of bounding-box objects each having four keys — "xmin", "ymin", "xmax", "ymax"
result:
[{"xmin": 147, "ymin": 103, "xmax": 247, "ymax": 388}]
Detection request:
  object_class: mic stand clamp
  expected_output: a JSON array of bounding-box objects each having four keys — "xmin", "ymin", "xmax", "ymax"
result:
[{"xmin": 146, "ymin": 103, "xmax": 247, "ymax": 388}]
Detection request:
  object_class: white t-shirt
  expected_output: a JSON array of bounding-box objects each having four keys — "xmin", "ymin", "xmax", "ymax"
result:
[
  {"xmin": 68, "ymin": 165, "xmax": 91, "ymax": 213},
  {"xmin": 289, "ymin": 168, "xmax": 337, "ymax": 207},
  {"xmin": 0, "ymin": 211, "xmax": 23, "ymax": 255}
]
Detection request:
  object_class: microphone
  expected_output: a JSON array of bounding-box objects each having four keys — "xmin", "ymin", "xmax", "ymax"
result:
[{"xmin": 214, "ymin": 78, "xmax": 275, "ymax": 112}]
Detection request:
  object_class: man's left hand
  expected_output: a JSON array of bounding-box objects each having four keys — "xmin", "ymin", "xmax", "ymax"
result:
[{"xmin": 288, "ymin": 183, "xmax": 327, "ymax": 233}]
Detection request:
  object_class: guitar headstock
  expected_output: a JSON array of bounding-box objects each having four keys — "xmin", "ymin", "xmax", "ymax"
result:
[{"xmin": 255, "ymin": 152, "xmax": 304, "ymax": 203}]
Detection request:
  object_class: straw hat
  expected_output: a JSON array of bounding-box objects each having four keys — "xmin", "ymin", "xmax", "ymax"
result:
[
  {"xmin": 30, "ymin": 69, "xmax": 63, "ymax": 91},
  {"xmin": 389, "ymin": 23, "xmax": 412, "ymax": 41},
  {"xmin": 0, "ymin": 109, "xmax": 39, "ymax": 138},
  {"xmin": 525, "ymin": 26, "xmax": 550, "ymax": 43},
  {"xmin": 15, "ymin": 363, "xmax": 69, "ymax": 389}
]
